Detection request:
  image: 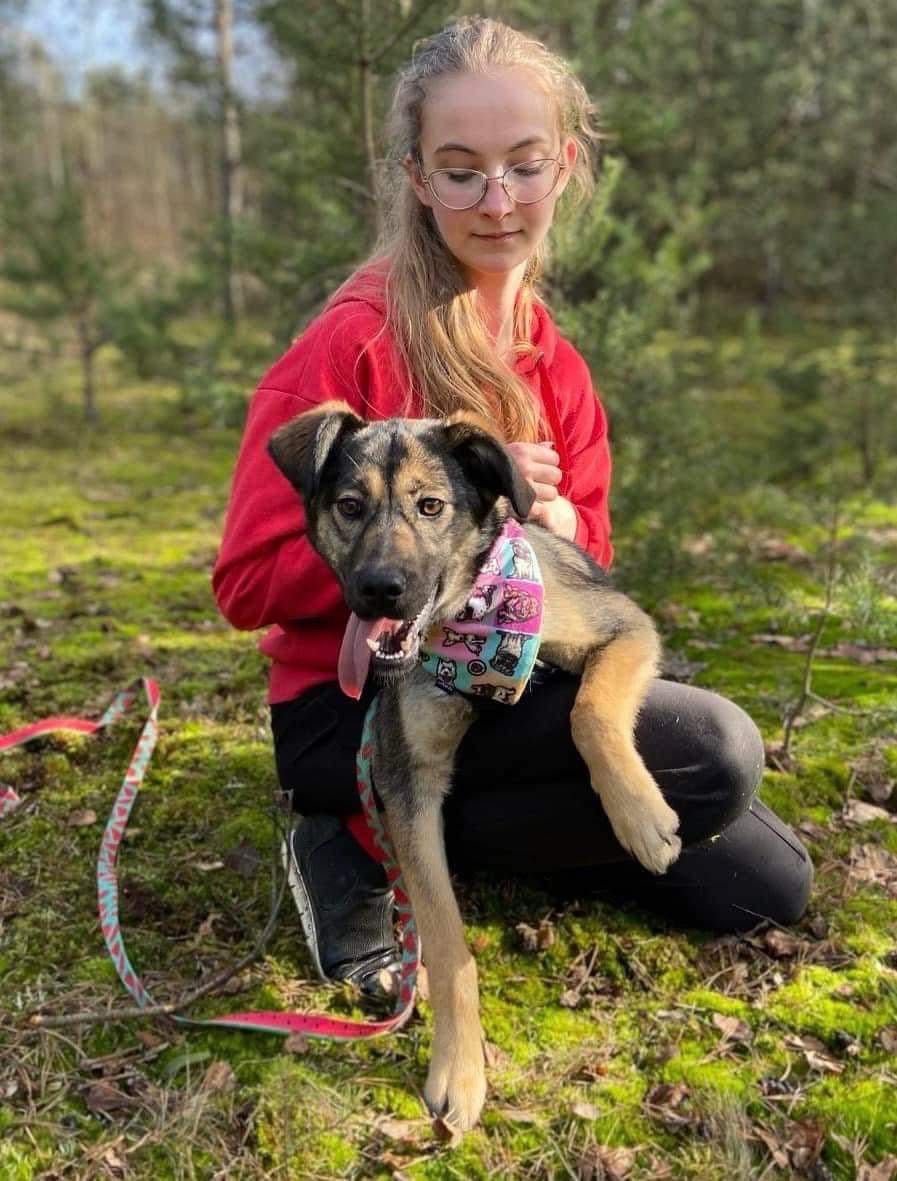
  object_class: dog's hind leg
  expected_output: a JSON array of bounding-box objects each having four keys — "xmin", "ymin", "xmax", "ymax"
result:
[
  {"xmin": 570, "ymin": 621, "xmax": 682, "ymax": 874},
  {"xmin": 375, "ymin": 684, "xmax": 486, "ymax": 1131}
]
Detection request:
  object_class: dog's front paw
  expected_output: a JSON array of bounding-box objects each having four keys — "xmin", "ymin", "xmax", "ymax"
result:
[
  {"xmin": 606, "ymin": 783, "xmax": 682, "ymax": 875},
  {"xmin": 424, "ymin": 1035, "xmax": 486, "ymax": 1132}
]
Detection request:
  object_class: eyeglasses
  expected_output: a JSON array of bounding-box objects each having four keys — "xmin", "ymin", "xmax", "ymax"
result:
[{"xmin": 419, "ymin": 156, "xmax": 566, "ymax": 211}]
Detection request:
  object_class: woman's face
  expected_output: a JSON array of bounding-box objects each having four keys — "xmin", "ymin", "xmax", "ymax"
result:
[{"xmin": 409, "ymin": 68, "xmax": 576, "ymax": 285}]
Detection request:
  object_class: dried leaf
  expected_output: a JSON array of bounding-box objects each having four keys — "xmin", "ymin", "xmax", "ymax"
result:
[
  {"xmin": 752, "ymin": 1124, "xmax": 790, "ymax": 1169},
  {"xmin": 201, "ymin": 1060, "xmax": 235, "ymax": 1093},
  {"xmin": 571, "ymin": 1101, "xmax": 601, "ymax": 1120},
  {"xmin": 858, "ymin": 1156, "xmax": 897, "ymax": 1181},
  {"xmin": 283, "ymin": 1033, "xmax": 310, "ymax": 1054},
  {"xmin": 493, "ymin": 1105, "xmax": 540, "ymax": 1124},
  {"xmin": 645, "ymin": 1083, "xmax": 695, "ymax": 1129},
  {"xmin": 879, "ymin": 1027, "xmax": 897, "ymax": 1054},
  {"xmin": 577, "ymin": 1145, "xmax": 638, "ymax": 1181},
  {"xmin": 67, "ymin": 808, "xmax": 98, "ymax": 828},
  {"xmin": 431, "ymin": 1115, "xmax": 462, "ymax": 1146},
  {"xmin": 135, "ymin": 1030, "xmax": 166, "ymax": 1050},
  {"xmin": 197, "ymin": 912, "xmax": 220, "ymax": 940},
  {"xmin": 598, "ymin": 1146, "xmax": 637, "ymax": 1181},
  {"xmin": 711, "ymin": 1012, "xmax": 752, "ymax": 1042},
  {"xmin": 377, "ymin": 1117, "xmax": 423, "ymax": 1143},
  {"xmin": 83, "ymin": 1080, "xmax": 138, "ymax": 1116},
  {"xmin": 223, "ymin": 840, "xmax": 261, "ymax": 879},
  {"xmin": 378, "ymin": 1151, "xmax": 413, "ymax": 1179},
  {"xmin": 848, "ymin": 845, "xmax": 897, "ymax": 896},
  {"xmin": 100, "ymin": 1145, "xmax": 128, "ymax": 1177},
  {"xmin": 803, "ymin": 1049, "xmax": 844, "ymax": 1074},
  {"xmin": 785, "ymin": 1033, "xmax": 828, "ymax": 1055},
  {"xmin": 808, "ymin": 914, "xmax": 830, "ymax": 939},
  {"xmin": 763, "ymin": 929, "xmax": 803, "ymax": 958},
  {"xmin": 786, "ymin": 1118, "xmax": 826, "ymax": 1170},
  {"xmin": 560, "ymin": 988, "xmax": 585, "ymax": 1009},
  {"xmin": 843, "ymin": 800, "xmax": 895, "ymax": 826},
  {"xmin": 515, "ymin": 918, "xmax": 555, "ymax": 951},
  {"xmin": 662, "ymin": 653, "xmax": 707, "ymax": 683}
]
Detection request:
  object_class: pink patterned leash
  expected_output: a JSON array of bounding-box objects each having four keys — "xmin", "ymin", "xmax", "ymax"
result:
[{"xmin": 1, "ymin": 683, "xmax": 417, "ymax": 1039}]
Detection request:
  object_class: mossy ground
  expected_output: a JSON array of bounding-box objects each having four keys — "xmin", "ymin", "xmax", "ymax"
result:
[{"xmin": 1, "ymin": 352, "xmax": 896, "ymax": 1179}]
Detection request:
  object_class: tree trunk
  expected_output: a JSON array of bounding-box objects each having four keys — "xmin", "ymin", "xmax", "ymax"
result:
[
  {"xmin": 78, "ymin": 315, "xmax": 98, "ymax": 425},
  {"xmin": 359, "ymin": 0, "xmax": 381, "ymax": 241},
  {"xmin": 216, "ymin": 0, "xmax": 243, "ymax": 325}
]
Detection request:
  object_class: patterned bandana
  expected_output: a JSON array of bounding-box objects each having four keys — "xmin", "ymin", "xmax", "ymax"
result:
[{"xmin": 419, "ymin": 520, "xmax": 543, "ymax": 704}]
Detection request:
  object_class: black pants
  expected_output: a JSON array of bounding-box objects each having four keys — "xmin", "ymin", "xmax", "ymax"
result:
[{"xmin": 271, "ymin": 673, "xmax": 813, "ymax": 933}]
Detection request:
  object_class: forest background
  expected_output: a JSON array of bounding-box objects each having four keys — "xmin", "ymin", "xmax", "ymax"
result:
[{"xmin": 1, "ymin": 2, "xmax": 896, "ymax": 1179}]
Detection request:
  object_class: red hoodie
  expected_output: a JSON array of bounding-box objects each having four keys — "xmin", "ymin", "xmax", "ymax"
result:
[{"xmin": 212, "ymin": 270, "xmax": 614, "ymax": 704}]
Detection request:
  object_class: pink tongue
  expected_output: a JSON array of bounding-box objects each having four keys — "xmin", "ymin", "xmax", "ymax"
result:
[{"xmin": 337, "ymin": 613, "xmax": 404, "ymax": 700}]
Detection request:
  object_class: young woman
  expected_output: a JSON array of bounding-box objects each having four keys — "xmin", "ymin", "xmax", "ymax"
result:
[{"xmin": 213, "ymin": 18, "xmax": 812, "ymax": 996}]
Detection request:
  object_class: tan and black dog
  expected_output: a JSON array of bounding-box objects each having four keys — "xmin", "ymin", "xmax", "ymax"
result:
[{"xmin": 268, "ymin": 401, "xmax": 681, "ymax": 1131}]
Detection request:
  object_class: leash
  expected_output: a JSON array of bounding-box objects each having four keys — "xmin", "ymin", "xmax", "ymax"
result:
[{"xmin": 1, "ymin": 682, "xmax": 417, "ymax": 1040}]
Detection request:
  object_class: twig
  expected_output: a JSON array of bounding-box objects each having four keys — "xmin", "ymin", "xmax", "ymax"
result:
[
  {"xmin": 780, "ymin": 507, "xmax": 840, "ymax": 762},
  {"xmin": 28, "ymin": 808, "xmax": 290, "ymax": 1030}
]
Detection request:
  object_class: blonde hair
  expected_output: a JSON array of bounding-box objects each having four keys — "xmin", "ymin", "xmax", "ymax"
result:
[{"xmin": 343, "ymin": 18, "xmax": 600, "ymax": 442}]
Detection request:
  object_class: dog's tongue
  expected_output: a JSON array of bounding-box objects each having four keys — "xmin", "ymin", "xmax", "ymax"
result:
[{"xmin": 337, "ymin": 613, "xmax": 404, "ymax": 700}]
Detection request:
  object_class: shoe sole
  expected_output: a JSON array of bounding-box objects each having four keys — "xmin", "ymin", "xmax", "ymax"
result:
[{"xmin": 282, "ymin": 831, "xmax": 328, "ymax": 982}]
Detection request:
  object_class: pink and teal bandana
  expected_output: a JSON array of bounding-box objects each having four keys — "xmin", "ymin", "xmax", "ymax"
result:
[{"xmin": 419, "ymin": 520, "xmax": 543, "ymax": 705}]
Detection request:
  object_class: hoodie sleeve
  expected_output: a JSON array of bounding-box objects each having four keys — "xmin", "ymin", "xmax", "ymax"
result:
[
  {"xmin": 211, "ymin": 301, "xmax": 390, "ymax": 632},
  {"xmin": 556, "ymin": 344, "xmax": 614, "ymax": 570}
]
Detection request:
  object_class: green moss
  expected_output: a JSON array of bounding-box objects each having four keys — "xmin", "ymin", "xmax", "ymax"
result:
[
  {"xmin": 767, "ymin": 964, "xmax": 897, "ymax": 1040},
  {"xmin": 661, "ymin": 1046, "xmax": 752, "ymax": 1099},
  {"xmin": 805, "ymin": 1077, "xmax": 897, "ymax": 1158},
  {"xmin": 4, "ymin": 355, "xmax": 897, "ymax": 1178},
  {"xmin": 0, "ymin": 1143, "xmax": 39, "ymax": 1181}
]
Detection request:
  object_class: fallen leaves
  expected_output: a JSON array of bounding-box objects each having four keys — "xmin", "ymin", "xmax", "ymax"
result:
[
  {"xmin": 857, "ymin": 1157, "xmax": 897, "ymax": 1181},
  {"xmin": 751, "ymin": 634, "xmax": 897, "ymax": 663},
  {"xmin": 847, "ymin": 844, "xmax": 897, "ymax": 897},
  {"xmin": 711, "ymin": 1011, "xmax": 752, "ymax": 1046},
  {"xmin": 843, "ymin": 800, "xmax": 896, "ymax": 826},
  {"xmin": 515, "ymin": 917, "xmax": 555, "ymax": 951},
  {"xmin": 575, "ymin": 1144, "xmax": 638, "ymax": 1181},
  {"xmin": 66, "ymin": 808, "xmax": 98, "ymax": 828},
  {"xmin": 82, "ymin": 1080, "xmax": 140, "ymax": 1117},
  {"xmin": 570, "ymin": 1100, "xmax": 601, "ymax": 1121},
  {"xmin": 200, "ymin": 1060, "xmax": 235, "ymax": 1093},
  {"xmin": 644, "ymin": 1083, "xmax": 697, "ymax": 1131},
  {"xmin": 879, "ymin": 1027, "xmax": 897, "ymax": 1054},
  {"xmin": 751, "ymin": 1117, "xmax": 826, "ymax": 1172},
  {"xmin": 222, "ymin": 840, "xmax": 261, "ymax": 879}
]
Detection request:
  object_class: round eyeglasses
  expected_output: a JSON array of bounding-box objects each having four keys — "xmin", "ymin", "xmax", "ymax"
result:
[{"xmin": 420, "ymin": 156, "xmax": 565, "ymax": 211}]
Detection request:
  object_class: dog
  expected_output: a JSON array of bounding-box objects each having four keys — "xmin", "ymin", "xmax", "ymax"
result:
[{"xmin": 268, "ymin": 401, "xmax": 681, "ymax": 1131}]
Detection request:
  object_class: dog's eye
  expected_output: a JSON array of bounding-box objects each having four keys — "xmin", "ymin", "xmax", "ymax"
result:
[
  {"xmin": 418, "ymin": 497, "xmax": 444, "ymax": 517},
  {"xmin": 337, "ymin": 496, "xmax": 363, "ymax": 519}
]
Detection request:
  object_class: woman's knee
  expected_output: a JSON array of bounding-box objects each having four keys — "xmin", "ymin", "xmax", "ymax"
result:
[
  {"xmin": 705, "ymin": 694, "xmax": 766, "ymax": 823},
  {"xmin": 664, "ymin": 688, "xmax": 767, "ymax": 845}
]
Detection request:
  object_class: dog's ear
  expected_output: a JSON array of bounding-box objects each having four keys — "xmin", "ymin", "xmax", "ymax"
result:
[
  {"xmin": 440, "ymin": 412, "xmax": 536, "ymax": 521},
  {"xmin": 268, "ymin": 400, "xmax": 364, "ymax": 503}
]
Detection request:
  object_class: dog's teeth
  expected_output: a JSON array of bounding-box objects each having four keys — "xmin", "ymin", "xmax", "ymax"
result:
[{"xmin": 366, "ymin": 638, "xmax": 380, "ymax": 654}]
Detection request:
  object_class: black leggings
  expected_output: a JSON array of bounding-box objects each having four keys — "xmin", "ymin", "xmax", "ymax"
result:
[{"xmin": 271, "ymin": 672, "xmax": 813, "ymax": 933}]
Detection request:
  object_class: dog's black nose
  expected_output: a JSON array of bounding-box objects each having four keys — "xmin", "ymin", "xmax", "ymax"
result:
[{"xmin": 357, "ymin": 569, "xmax": 407, "ymax": 612}]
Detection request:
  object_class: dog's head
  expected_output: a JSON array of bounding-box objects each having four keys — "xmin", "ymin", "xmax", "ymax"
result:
[{"xmin": 268, "ymin": 401, "xmax": 534, "ymax": 688}]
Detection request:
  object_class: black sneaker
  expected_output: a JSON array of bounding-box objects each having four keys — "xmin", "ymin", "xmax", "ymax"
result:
[{"xmin": 284, "ymin": 814, "xmax": 401, "ymax": 997}]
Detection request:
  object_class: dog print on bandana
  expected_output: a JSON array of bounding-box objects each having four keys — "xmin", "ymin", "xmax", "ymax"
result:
[{"xmin": 419, "ymin": 520, "xmax": 543, "ymax": 704}]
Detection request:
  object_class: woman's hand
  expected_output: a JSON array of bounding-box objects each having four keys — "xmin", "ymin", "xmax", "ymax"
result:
[{"xmin": 506, "ymin": 441, "xmax": 578, "ymax": 541}]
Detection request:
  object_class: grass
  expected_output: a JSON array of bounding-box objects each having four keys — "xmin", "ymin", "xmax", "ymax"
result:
[{"xmin": 1, "ymin": 349, "xmax": 896, "ymax": 1179}]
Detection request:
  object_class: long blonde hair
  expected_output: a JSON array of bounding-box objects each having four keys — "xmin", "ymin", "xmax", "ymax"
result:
[{"xmin": 341, "ymin": 18, "xmax": 600, "ymax": 442}]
